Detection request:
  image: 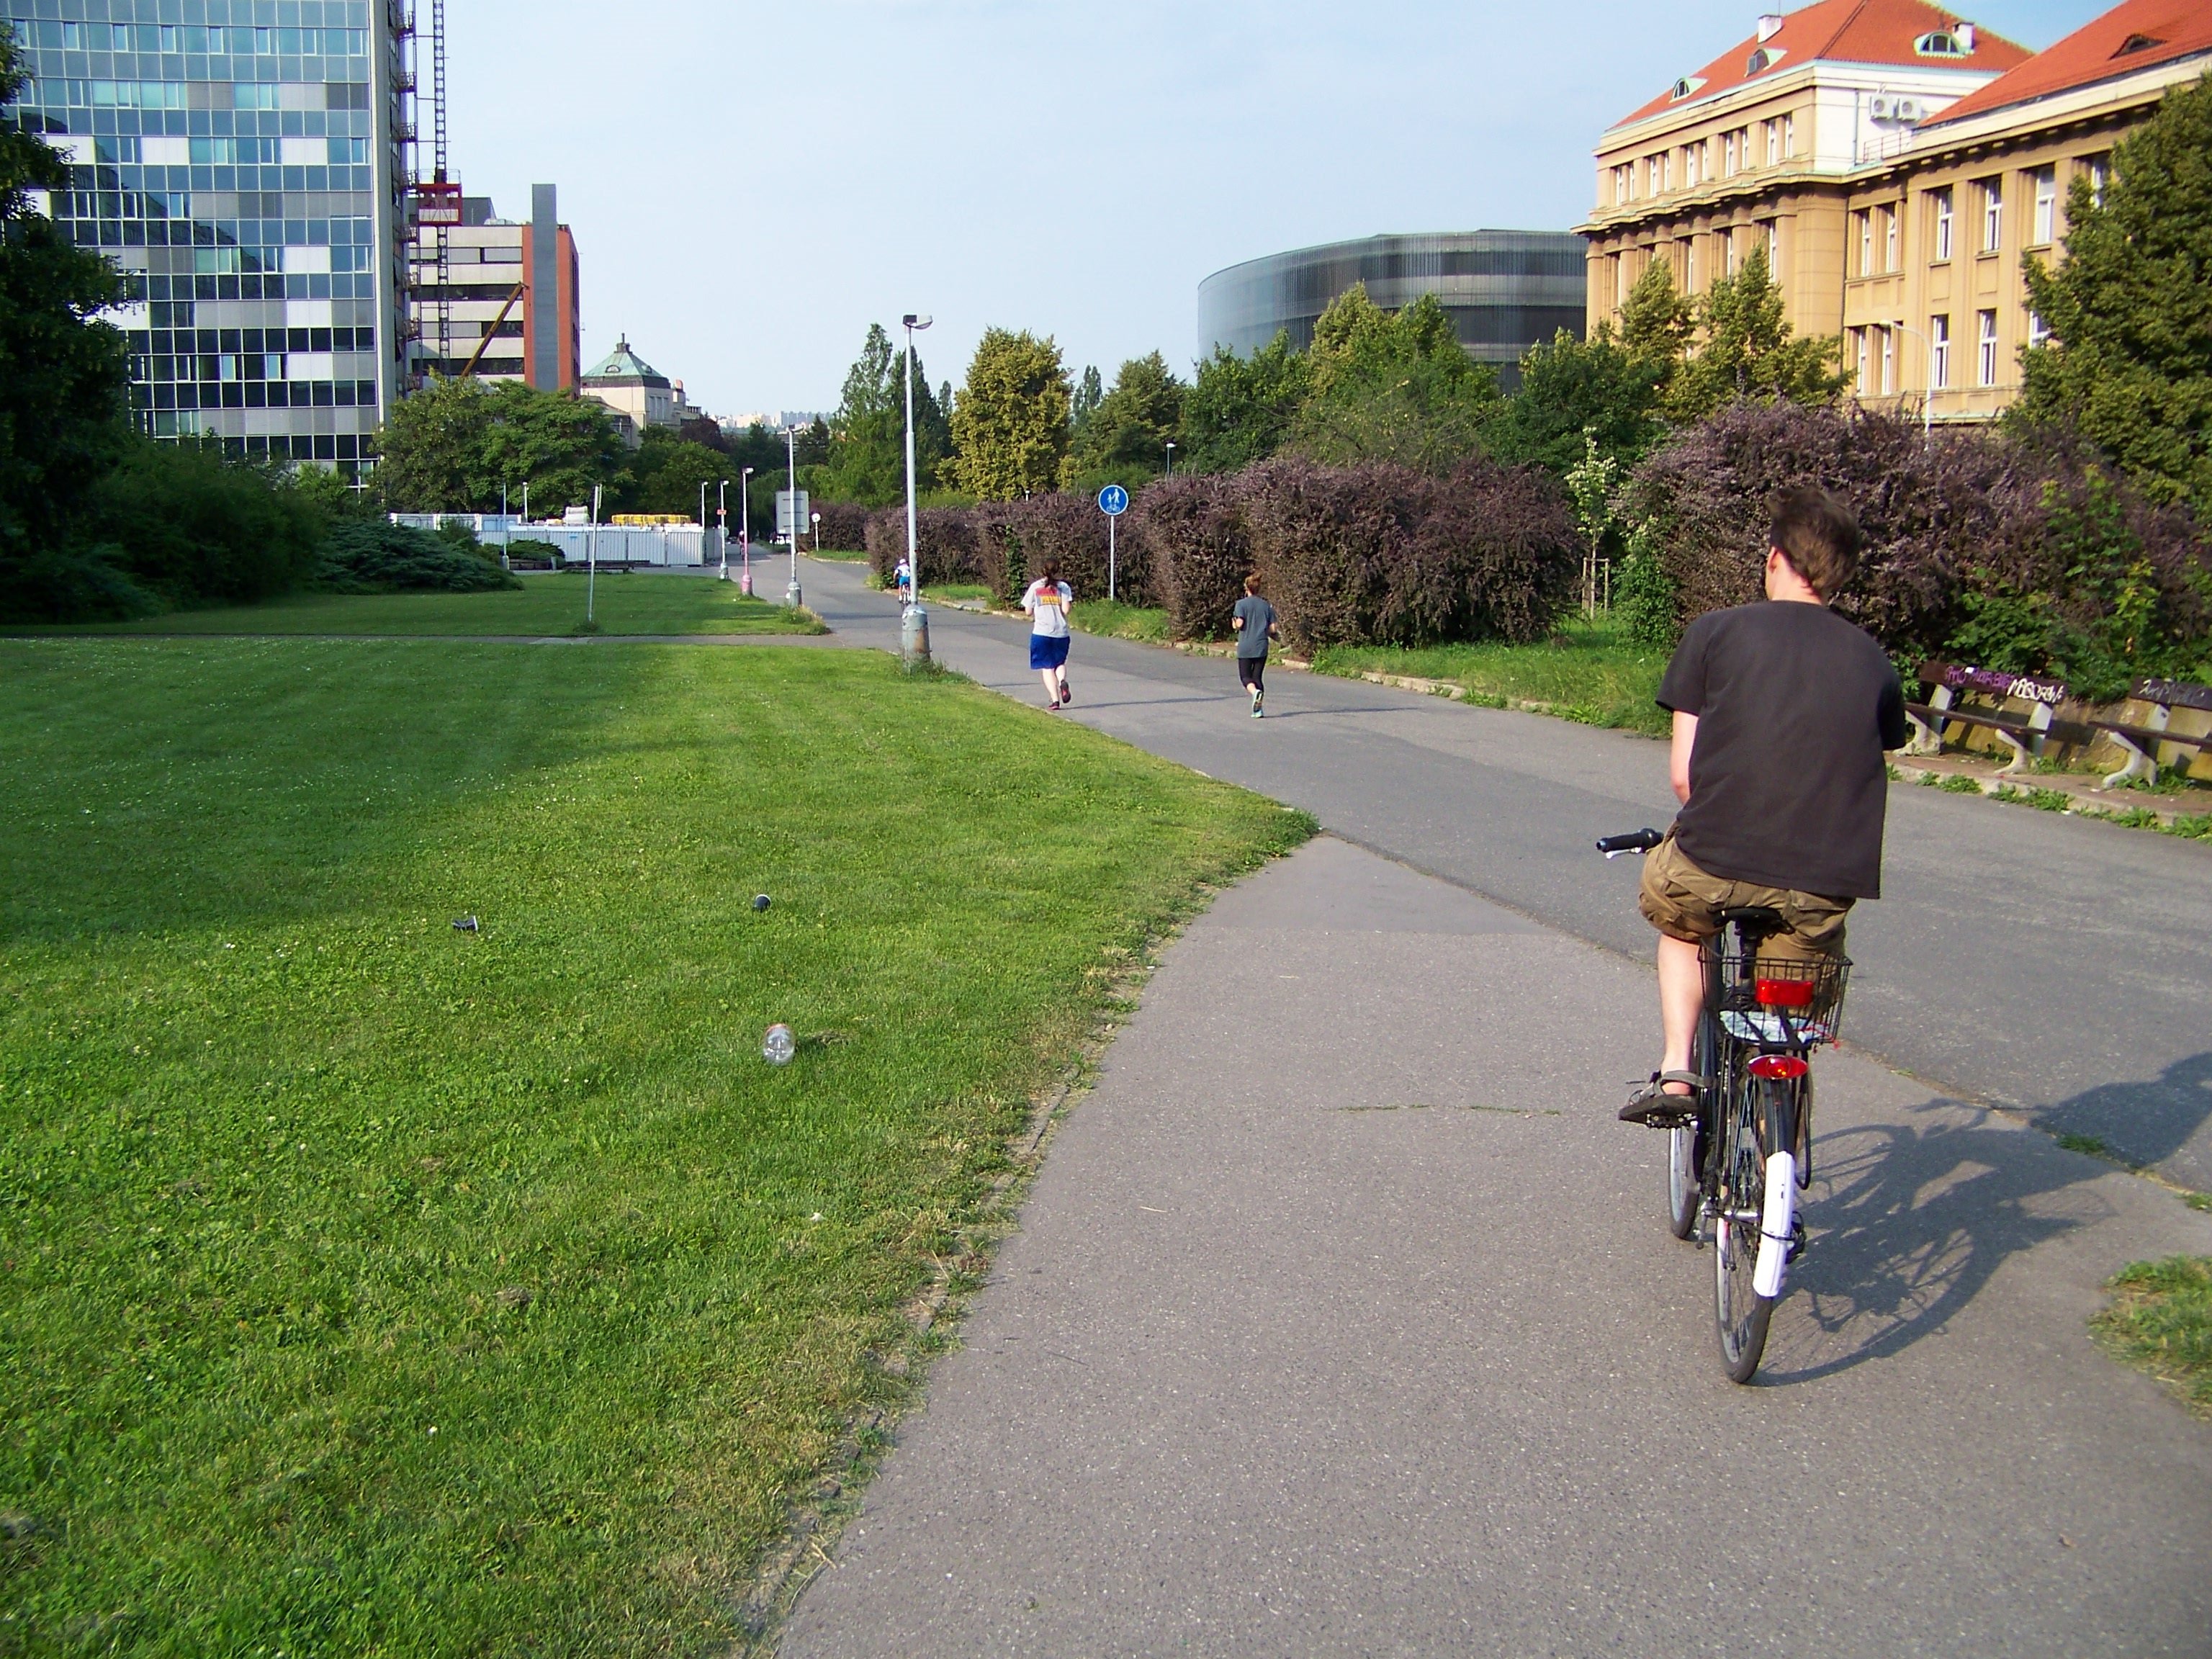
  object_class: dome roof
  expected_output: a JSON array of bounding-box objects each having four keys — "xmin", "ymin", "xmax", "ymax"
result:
[{"xmin": 580, "ymin": 335, "xmax": 670, "ymax": 387}]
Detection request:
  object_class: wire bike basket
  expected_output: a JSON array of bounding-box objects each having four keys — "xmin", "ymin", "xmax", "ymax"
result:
[{"xmin": 1709, "ymin": 952, "xmax": 1851, "ymax": 1048}]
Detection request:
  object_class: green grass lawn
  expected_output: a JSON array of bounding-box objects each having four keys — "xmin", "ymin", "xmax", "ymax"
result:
[
  {"xmin": 1073, "ymin": 599, "xmax": 1173, "ymax": 644},
  {"xmin": 1309, "ymin": 613, "xmax": 1671, "ymax": 735},
  {"xmin": 4, "ymin": 576, "xmax": 822, "ymax": 638},
  {"xmin": 2094, "ymin": 1256, "xmax": 2212, "ymax": 1416},
  {"xmin": 0, "ymin": 637, "xmax": 1306, "ymax": 1655}
]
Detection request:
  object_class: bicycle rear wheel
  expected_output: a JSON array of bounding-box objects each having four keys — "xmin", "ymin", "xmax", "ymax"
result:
[{"xmin": 1713, "ymin": 1075, "xmax": 1774, "ymax": 1382}]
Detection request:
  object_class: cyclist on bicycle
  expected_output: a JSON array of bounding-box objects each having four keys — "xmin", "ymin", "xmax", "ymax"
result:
[{"xmin": 1620, "ymin": 486, "xmax": 1908, "ymax": 1125}]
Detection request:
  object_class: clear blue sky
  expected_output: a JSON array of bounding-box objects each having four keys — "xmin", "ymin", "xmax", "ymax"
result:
[{"xmin": 447, "ymin": 0, "xmax": 2090, "ymax": 417}]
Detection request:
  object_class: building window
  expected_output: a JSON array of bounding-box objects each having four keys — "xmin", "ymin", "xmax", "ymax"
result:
[
  {"xmin": 1852, "ymin": 328, "xmax": 1869, "ymax": 393},
  {"xmin": 1648, "ymin": 156, "xmax": 1662, "ymax": 196},
  {"xmin": 1686, "ymin": 238, "xmax": 1699, "ymax": 289},
  {"xmin": 2031, "ymin": 166, "xmax": 2056, "ymax": 243},
  {"xmin": 1665, "ymin": 150, "xmax": 1676, "ymax": 191},
  {"xmin": 2028, "ymin": 311, "xmax": 2052, "ymax": 350},
  {"xmin": 1884, "ymin": 207, "xmax": 1898, "ymax": 271},
  {"xmin": 1930, "ymin": 314, "xmax": 1950, "ymax": 387},
  {"xmin": 1856, "ymin": 210, "xmax": 1873, "ymax": 276},
  {"xmin": 1977, "ymin": 309, "xmax": 1998, "ymax": 385},
  {"xmin": 1980, "ymin": 178, "xmax": 2003, "ymax": 252},
  {"xmin": 1724, "ymin": 130, "xmax": 1737, "ymax": 174},
  {"xmin": 1763, "ymin": 220, "xmax": 1781, "ymax": 281},
  {"xmin": 1880, "ymin": 326, "xmax": 1895, "ymax": 395},
  {"xmin": 2083, "ymin": 153, "xmax": 2109, "ymax": 204},
  {"xmin": 1933, "ymin": 187, "xmax": 1954, "ymax": 260},
  {"xmin": 1784, "ymin": 113, "xmax": 1796, "ymax": 155},
  {"xmin": 1765, "ymin": 120, "xmax": 1781, "ymax": 165}
]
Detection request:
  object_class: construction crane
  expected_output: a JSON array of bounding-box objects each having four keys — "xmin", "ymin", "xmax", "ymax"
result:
[{"xmin": 398, "ymin": 0, "xmax": 458, "ymax": 386}]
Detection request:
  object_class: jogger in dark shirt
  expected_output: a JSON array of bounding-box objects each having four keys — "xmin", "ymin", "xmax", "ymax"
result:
[
  {"xmin": 1622, "ymin": 487, "xmax": 1909, "ymax": 1124},
  {"xmin": 1231, "ymin": 575, "xmax": 1279, "ymax": 719}
]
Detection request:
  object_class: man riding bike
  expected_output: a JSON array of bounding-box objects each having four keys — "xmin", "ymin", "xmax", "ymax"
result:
[{"xmin": 1620, "ymin": 487, "xmax": 1908, "ymax": 1125}]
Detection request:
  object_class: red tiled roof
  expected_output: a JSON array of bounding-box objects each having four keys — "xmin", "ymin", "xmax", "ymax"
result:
[
  {"xmin": 1924, "ymin": 0, "xmax": 2212, "ymax": 125},
  {"xmin": 1610, "ymin": 0, "xmax": 2033, "ymax": 130}
]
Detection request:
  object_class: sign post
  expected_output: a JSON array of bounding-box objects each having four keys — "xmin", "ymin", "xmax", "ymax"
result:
[{"xmin": 1097, "ymin": 483, "xmax": 1129, "ymax": 601}]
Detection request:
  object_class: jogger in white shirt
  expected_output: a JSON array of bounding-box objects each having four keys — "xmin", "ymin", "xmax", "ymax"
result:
[{"xmin": 1022, "ymin": 559, "xmax": 1075, "ymax": 709}]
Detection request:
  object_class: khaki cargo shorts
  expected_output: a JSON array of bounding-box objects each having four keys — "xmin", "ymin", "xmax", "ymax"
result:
[{"xmin": 1637, "ymin": 831, "xmax": 1851, "ymax": 961}]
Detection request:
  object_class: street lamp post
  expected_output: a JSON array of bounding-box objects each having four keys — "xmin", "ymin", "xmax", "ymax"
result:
[
  {"xmin": 1889, "ymin": 320, "xmax": 1936, "ymax": 439},
  {"xmin": 716, "ymin": 478, "xmax": 730, "ymax": 580},
  {"xmin": 588, "ymin": 482, "xmax": 601, "ymax": 625},
  {"xmin": 698, "ymin": 478, "xmax": 709, "ymax": 570},
  {"xmin": 739, "ymin": 466, "xmax": 755, "ymax": 594},
  {"xmin": 901, "ymin": 313, "xmax": 933, "ymax": 665},
  {"xmin": 1164, "ymin": 440, "xmax": 1176, "ymax": 479},
  {"xmin": 784, "ymin": 424, "xmax": 802, "ymax": 609},
  {"xmin": 500, "ymin": 482, "xmax": 511, "ymax": 569}
]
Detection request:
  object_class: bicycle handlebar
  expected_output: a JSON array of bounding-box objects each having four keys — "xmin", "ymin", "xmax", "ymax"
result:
[{"xmin": 1595, "ymin": 827, "xmax": 1666, "ymax": 858}]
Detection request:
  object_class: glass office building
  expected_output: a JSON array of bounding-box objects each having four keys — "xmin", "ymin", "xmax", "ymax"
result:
[
  {"xmin": 1197, "ymin": 232, "xmax": 1588, "ymax": 388},
  {"xmin": 1, "ymin": 0, "xmax": 401, "ymax": 475}
]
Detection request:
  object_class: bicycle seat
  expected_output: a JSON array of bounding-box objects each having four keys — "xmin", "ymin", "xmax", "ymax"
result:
[{"xmin": 1719, "ymin": 905, "xmax": 1787, "ymax": 934}]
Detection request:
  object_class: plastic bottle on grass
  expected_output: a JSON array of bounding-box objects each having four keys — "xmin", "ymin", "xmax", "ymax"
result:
[{"xmin": 763, "ymin": 1024, "xmax": 796, "ymax": 1066}]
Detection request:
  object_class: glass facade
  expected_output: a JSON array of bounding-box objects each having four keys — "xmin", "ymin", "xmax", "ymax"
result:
[
  {"xmin": 1197, "ymin": 232, "xmax": 1588, "ymax": 389},
  {"xmin": 1, "ymin": 0, "xmax": 400, "ymax": 475}
]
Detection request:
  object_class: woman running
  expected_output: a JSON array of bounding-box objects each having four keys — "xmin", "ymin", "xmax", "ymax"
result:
[{"xmin": 1022, "ymin": 559, "xmax": 1075, "ymax": 709}]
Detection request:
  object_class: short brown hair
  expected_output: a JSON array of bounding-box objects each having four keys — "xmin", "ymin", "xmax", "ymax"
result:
[
  {"xmin": 1768, "ymin": 486, "xmax": 1860, "ymax": 599},
  {"xmin": 1244, "ymin": 572, "xmax": 1262, "ymax": 594}
]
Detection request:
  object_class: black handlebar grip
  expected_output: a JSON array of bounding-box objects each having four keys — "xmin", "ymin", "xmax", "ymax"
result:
[{"xmin": 1595, "ymin": 827, "xmax": 1666, "ymax": 855}]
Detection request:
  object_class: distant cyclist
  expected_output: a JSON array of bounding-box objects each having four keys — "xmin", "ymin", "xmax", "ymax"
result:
[{"xmin": 1620, "ymin": 487, "xmax": 1908, "ymax": 1124}]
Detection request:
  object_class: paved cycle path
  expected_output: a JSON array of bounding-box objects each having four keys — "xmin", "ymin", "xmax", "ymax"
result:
[
  {"xmin": 801, "ymin": 558, "xmax": 2212, "ymax": 1192},
  {"xmin": 783, "ymin": 833, "xmax": 2212, "ymax": 1656}
]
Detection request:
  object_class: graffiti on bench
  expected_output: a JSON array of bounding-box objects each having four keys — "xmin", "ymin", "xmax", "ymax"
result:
[
  {"xmin": 2132, "ymin": 678, "xmax": 2212, "ymax": 714},
  {"xmin": 1926, "ymin": 664, "xmax": 2069, "ymax": 706}
]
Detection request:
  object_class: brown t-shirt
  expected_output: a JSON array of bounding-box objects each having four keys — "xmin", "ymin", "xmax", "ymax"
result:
[{"xmin": 1655, "ymin": 601, "xmax": 1907, "ymax": 900}]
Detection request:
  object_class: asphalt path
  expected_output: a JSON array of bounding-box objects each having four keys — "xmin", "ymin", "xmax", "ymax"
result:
[
  {"xmin": 783, "ymin": 835, "xmax": 2212, "ymax": 1656},
  {"xmin": 801, "ymin": 558, "xmax": 2212, "ymax": 1192}
]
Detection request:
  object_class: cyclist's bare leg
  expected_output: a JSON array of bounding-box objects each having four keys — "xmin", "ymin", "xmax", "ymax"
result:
[{"xmin": 1657, "ymin": 933, "xmax": 1704, "ymax": 1093}]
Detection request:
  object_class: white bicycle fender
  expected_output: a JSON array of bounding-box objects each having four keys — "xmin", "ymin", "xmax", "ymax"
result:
[{"xmin": 1753, "ymin": 1152, "xmax": 1797, "ymax": 1299}]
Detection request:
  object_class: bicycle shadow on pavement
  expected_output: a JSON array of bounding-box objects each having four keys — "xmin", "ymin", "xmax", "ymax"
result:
[{"xmin": 1753, "ymin": 1099, "xmax": 2124, "ymax": 1386}]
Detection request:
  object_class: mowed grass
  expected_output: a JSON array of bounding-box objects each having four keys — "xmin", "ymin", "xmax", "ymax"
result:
[
  {"xmin": 4, "ymin": 575, "xmax": 820, "ymax": 638},
  {"xmin": 2094, "ymin": 1256, "xmax": 2212, "ymax": 1416},
  {"xmin": 0, "ymin": 638, "xmax": 1307, "ymax": 1655},
  {"xmin": 1310, "ymin": 613, "xmax": 1670, "ymax": 734}
]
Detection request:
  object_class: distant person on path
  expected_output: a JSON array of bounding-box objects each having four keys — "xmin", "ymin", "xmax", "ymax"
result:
[
  {"xmin": 1620, "ymin": 487, "xmax": 1907, "ymax": 1124},
  {"xmin": 892, "ymin": 556, "xmax": 912, "ymax": 600},
  {"xmin": 1022, "ymin": 558, "xmax": 1075, "ymax": 709},
  {"xmin": 1231, "ymin": 574, "xmax": 1279, "ymax": 718}
]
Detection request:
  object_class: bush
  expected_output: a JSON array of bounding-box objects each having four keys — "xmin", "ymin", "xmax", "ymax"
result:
[
  {"xmin": 811, "ymin": 501, "xmax": 870, "ymax": 553},
  {"xmin": 863, "ymin": 506, "xmax": 986, "ymax": 588},
  {"xmin": 503, "ymin": 537, "xmax": 565, "ymax": 570},
  {"xmin": 81, "ymin": 438, "xmax": 325, "ymax": 607},
  {"xmin": 1234, "ymin": 457, "xmax": 1578, "ymax": 655},
  {"xmin": 0, "ymin": 546, "xmax": 155, "ymax": 623},
  {"xmin": 320, "ymin": 521, "xmax": 521, "ymax": 593},
  {"xmin": 1130, "ymin": 473, "xmax": 1251, "ymax": 642},
  {"xmin": 1627, "ymin": 401, "xmax": 2212, "ymax": 697},
  {"xmin": 974, "ymin": 493, "xmax": 1149, "ymax": 607}
]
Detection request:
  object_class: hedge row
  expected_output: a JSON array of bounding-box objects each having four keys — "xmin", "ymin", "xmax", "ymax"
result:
[
  {"xmin": 1628, "ymin": 403, "xmax": 2212, "ymax": 698},
  {"xmin": 856, "ymin": 457, "xmax": 1579, "ymax": 652},
  {"xmin": 810, "ymin": 500, "xmax": 869, "ymax": 554}
]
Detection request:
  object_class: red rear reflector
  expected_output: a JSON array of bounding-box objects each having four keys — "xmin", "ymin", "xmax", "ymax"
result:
[
  {"xmin": 1755, "ymin": 977, "xmax": 1817, "ymax": 1007},
  {"xmin": 1748, "ymin": 1053, "xmax": 1809, "ymax": 1079}
]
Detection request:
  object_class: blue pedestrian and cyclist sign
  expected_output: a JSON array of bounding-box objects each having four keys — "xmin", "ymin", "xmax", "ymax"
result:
[{"xmin": 1097, "ymin": 485, "xmax": 1129, "ymax": 598}]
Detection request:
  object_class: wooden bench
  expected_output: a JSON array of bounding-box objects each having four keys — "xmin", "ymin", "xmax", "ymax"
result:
[
  {"xmin": 2088, "ymin": 677, "xmax": 2212, "ymax": 789},
  {"xmin": 1905, "ymin": 662, "xmax": 2087, "ymax": 775}
]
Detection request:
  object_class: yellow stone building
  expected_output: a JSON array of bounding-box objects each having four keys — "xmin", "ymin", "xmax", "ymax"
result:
[{"xmin": 1580, "ymin": 0, "xmax": 2212, "ymax": 422}]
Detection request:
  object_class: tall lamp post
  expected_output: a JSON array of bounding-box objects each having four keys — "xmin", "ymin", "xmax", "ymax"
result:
[
  {"xmin": 784, "ymin": 423, "xmax": 802, "ymax": 609},
  {"xmin": 698, "ymin": 478, "xmax": 709, "ymax": 570},
  {"xmin": 1164, "ymin": 440, "xmax": 1176, "ymax": 479},
  {"xmin": 1889, "ymin": 319, "xmax": 1936, "ymax": 439},
  {"xmin": 739, "ymin": 465, "xmax": 755, "ymax": 593},
  {"xmin": 901, "ymin": 313, "xmax": 933, "ymax": 664},
  {"xmin": 716, "ymin": 477, "xmax": 731, "ymax": 579}
]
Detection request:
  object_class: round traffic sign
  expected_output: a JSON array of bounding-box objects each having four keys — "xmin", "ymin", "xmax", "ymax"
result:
[{"xmin": 1097, "ymin": 484, "xmax": 1129, "ymax": 516}]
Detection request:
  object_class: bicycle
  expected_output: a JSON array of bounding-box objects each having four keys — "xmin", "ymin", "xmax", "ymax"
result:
[{"xmin": 1596, "ymin": 827, "xmax": 1851, "ymax": 1382}]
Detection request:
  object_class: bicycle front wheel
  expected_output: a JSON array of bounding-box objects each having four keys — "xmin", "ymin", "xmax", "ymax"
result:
[{"xmin": 1713, "ymin": 1078, "xmax": 1773, "ymax": 1382}]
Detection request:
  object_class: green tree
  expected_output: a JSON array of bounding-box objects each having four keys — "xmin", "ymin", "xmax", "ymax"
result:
[
  {"xmin": 819, "ymin": 326, "xmax": 946, "ymax": 507},
  {"xmin": 949, "ymin": 328, "xmax": 1071, "ymax": 500},
  {"xmin": 1288, "ymin": 287, "xmax": 1501, "ymax": 473},
  {"xmin": 1617, "ymin": 258, "xmax": 1696, "ymax": 367},
  {"xmin": 1482, "ymin": 326, "xmax": 1668, "ymax": 476},
  {"xmin": 627, "ymin": 433, "xmax": 732, "ymax": 518},
  {"xmin": 0, "ymin": 21, "xmax": 131, "ymax": 569},
  {"xmin": 2017, "ymin": 70, "xmax": 2212, "ymax": 518},
  {"xmin": 1182, "ymin": 333, "xmax": 1313, "ymax": 474},
  {"xmin": 372, "ymin": 378, "xmax": 627, "ymax": 514},
  {"xmin": 1070, "ymin": 364, "xmax": 1104, "ymax": 444},
  {"xmin": 1065, "ymin": 351, "xmax": 1184, "ymax": 485},
  {"xmin": 1664, "ymin": 244, "xmax": 1845, "ymax": 422}
]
